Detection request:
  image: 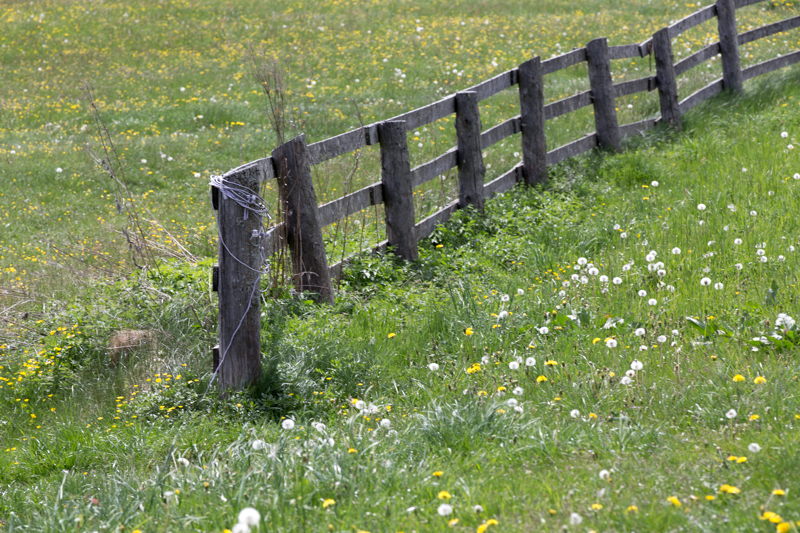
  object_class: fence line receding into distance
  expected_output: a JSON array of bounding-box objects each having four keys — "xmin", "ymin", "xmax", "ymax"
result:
[{"xmin": 210, "ymin": 0, "xmax": 800, "ymax": 389}]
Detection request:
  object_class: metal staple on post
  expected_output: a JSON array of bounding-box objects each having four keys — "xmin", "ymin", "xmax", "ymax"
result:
[
  {"xmin": 586, "ymin": 37, "xmax": 622, "ymax": 151},
  {"xmin": 455, "ymin": 91, "xmax": 486, "ymax": 211}
]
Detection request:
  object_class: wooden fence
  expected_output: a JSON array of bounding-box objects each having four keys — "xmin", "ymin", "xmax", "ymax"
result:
[{"xmin": 210, "ymin": 0, "xmax": 800, "ymax": 389}]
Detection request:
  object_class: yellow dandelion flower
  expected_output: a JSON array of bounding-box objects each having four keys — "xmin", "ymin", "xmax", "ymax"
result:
[
  {"xmin": 448, "ymin": 518, "xmax": 459, "ymax": 527},
  {"xmin": 433, "ymin": 471, "xmax": 443, "ymax": 477},
  {"xmin": 591, "ymin": 503, "xmax": 603, "ymax": 510},
  {"xmin": 754, "ymin": 376, "xmax": 767, "ymax": 384},
  {"xmin": 732, "ymin": 374, "xmax": 745, "ymax": 382},
  {"xmin": 626, "ymin": 505, "xmax": 638, "ymax": 513},
  {"xmin": 438, "ymin": 491, "xmax": 452, "ymax": 500},
  {"xmin": 348, "ymin": 448, "xmax": 358, "ymax": 454},
  {"xmin": 777, "ymin": 523, "xmax": 791, "ymax": 533},
  {"xmin": 323, "ymin": 499, "xmax": 336, "ymax": 508},
  {"xmin": 750, "ymin": 414, "xmax": 760, "ymax": 421},
  {"xmin": 536, "ymin": 375, "xmax": 548, "ymax": 383},
  {"xmin": 387, "ymin": 333, "xmax": 396, "ymax": 338},
  {"xmin": 465, "ymin": 327, "xmax": 474, "ymax": 336},
  {"xmin": 705, "ymin": 495, "xmax": 716, "ymax": 500},
  {"xmin": 773, "ymin": 489, "xmax": 786, "ymax": 496},
  {"xmin": 668, "ymin": 496, "xmax": 681, "ymax": 507},
  {"xmin": 719, "ymin": 484, "xmax": 740, "ymax": 494},
  {"xmin": 545, "ymin": 360, "xmax": 558, "ymax": 366}
]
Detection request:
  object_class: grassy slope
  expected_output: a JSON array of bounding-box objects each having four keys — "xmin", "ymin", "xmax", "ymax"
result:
[{"xmin": 2, "ymin": 67, "xmax": 800, "ymax": 532}]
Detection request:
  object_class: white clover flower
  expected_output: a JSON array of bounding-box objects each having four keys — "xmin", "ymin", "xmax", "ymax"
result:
[
  {"xmin": 252, "ymin": 439, "xmax": 267, "ymax": 450},
  {"xmin": 501, "ymin": 294, "xmax": 510, "ymax": 302},
  {"xmin": 697, "ymin": 203, "xmax": 706, "ymax": 211},
  {"xmin": 438, "ymin": 503, "xmax": 453, "ymax": 516},
  {"xmin": 525, "ymin": 357, "xmax": 536, "ymax": 367},
  {"xmin": 508, "ymin": 361, "xmax": 520, "ymax": 370},
  {"xmin": 538, "ymin": 327, "xmax": 549, "ymax": 335},
  {"xmin": 380, "ymin": 418, "xmax": 392, "ymax": 428},
  {"xmin": 714, "ymin": 282, "xmax": 724, "ymax": 290},
  {"xmin": 620, "ymin": 376, "xmax": 633, "ymax": 385},
  {"xmin": 507, "ymin": 398, "xmax": 518, "ymax": 408},
  {"xmin": 578, "ymin": 257, "xmax": 588, "ymax": 266},
  {"xmin": 612, "ymin": 277, "xmax": 622, "ymax": 285},
  {"xmin": 606, "ymin": 339, "xmax": 618, "ymax": 348},
  {"xmin": 429, "ymin": 363, "xmax": 440, "ymax": 372},
  {"xmin": 776, "ymin": 314, "xmax": 796, "ymax": 329},
  {"xmin": 631, "ymin": 359, "xmax": 643, "ymax": 371},
  {"xmin": 570, "ymin": 512, "xmax": 583, "ymax": 525},
  {"xmin": 570, "ymin": 409, "xmax": 580, "ymax": 418},
  {"xmin": 512, "ymin": 386, "xmax": 523, "ymax": 396},
  {"xmin": 517, "ymin": 288, "xmax": 524, "ymax": 296},
  {"xmin": 657, "ymin": 335, "xmax": 667, "ymax": 343},
  {"xmin": 700, "ymin": 277, "xmax": 711, "ymax": 286},
  {"xmin": 634, "ymin": 328, "xmax": 646, "ymax": 337},
  {"xmin": 638, "ymin": 290, "xmax": 647, "ymax": 297},
  {"xmin": 281, "ymin": 419, "xmax": 295, "ymax": 430},
  {"xmin": 726, "ymin": 409, "xmax": 737, "ymax": 419},
  {"xmin": 742, "ymin": 167, "xmax": 747, "ymax": 172},
  {"xmin": 748, "ymin": 442, "xmax": 761, "ymax": 453},
  {"xmin": 238, "ymin": 507, "xmax": 261, "ymax": 527}
]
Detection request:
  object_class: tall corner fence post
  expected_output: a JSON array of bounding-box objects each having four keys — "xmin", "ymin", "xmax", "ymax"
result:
[
  {"xmin": 455, "ymin": 91, "xmax": 486, "ymax": 212},
  {"xmin": 379, "ymin": 120, "xmax": 419, "ymax": 262},
  {"xmin": 214, "ymin": 165, "xmax": 262, "ymax": 391},
  {"xmin": 716, "ymin": 0, "xmax": 744, "ymax": 93},
  {"xmin": 586, "ymin": 37, "xmax": 622, "ymax": 152},
  {"xmin": 518, "ymin": 57, "xmax": 547, "ymax": 186},
  {"xmin": 271, "ymin": 134, "xmax": 334, "ymax": 304},
  {"xmin": 653, "ymin": 27, "xmax": 682, "ymax": 129}
]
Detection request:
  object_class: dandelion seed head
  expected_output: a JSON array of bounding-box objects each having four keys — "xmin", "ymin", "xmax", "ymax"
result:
[{"xmin": 281, "ymin": 419, "xmax": 295, "ymax": 430}]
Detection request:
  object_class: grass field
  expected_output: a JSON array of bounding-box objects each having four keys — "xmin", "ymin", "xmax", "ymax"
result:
[{"xmin": 2, "ymin": 0, "xmax": 800, "ymax": 531}]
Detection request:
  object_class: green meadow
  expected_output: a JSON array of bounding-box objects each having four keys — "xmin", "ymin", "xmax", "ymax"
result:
[{"xmin": 2, "ymin": 0, "xmax": 800, "ymax": 531}]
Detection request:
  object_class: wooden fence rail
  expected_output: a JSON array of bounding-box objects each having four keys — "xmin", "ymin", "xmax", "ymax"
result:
[{"xmin": 211, "ymin": 0, "xmax": 800, "ymax": 389}]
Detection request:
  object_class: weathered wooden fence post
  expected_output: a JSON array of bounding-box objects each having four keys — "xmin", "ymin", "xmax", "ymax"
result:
[
  {"xmin": 586, "ymin": 37, "xmax": 622, "ymax": 152},
  {"xmin": 379, "ymin": 120, "xmax": 418, "ymax": 261},
  {"xmin": 518, "ymin": 57, "xmax": 548, "ymax": 186},
  {"xmin": 717, "ymin": 0, "xmax": 744, "ymax": 92},
  {"xmin": 214, "ymin": 165, "xmax": 262, "ymax": 390},
  {"xmin": 272, "ymin": 134, "xmax": 334, "ymax": 304},
  {"xmin": 653, "ymin": 27, "xmax": 682, "ymax": 128},
  {"xmin": 455, "ymin": 91, "xmax": 486, "ymax": 211}
]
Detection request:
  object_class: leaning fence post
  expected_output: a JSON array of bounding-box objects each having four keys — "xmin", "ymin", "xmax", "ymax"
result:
[
  {"xmin": 717, "ymin": 0, "xmax": 744, "ymax": 93},
  {"xmin": 586, "ymin": 37, "xmax": 622, "ymax": 151},
  {"xmin": 272, "ymin": 134, "xmax": 334, "ymax": 304},
  {"xmin": 518, "ymin": 57, "xmax": 547, "ymax": 186},
  {"xmin": 455, "ymin": 91, "xmax": 486, "ymax": 211},
  {"xmin": 653, "ymin": 27, "xmax": 682, "ymax": 128},
  {"xmin": 379, "ymin": 120, "xmax": 418, "ymax": 262},
  {"xmin": 213, "ymin": 165, "xmax": 262, "ymax": 390}
]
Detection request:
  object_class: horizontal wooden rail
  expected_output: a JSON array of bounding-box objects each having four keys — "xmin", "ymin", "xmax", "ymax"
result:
[
  {"xmin": 638, "ymin": 38, "xmax": 653, "ymax": 57},
  {"xmin": 742, "ymin": 49, "xmax": 800, "ymax": 80},
  {"xmin": 544, "ymin": 91, "xmax": 593, "ymax": 120},
  {"xmin": 619, "ymin": 118, "xmax": 658, "ymax": 138},
  {"xmin": 410, "ymin": 149, "xmax": 458, "ymax": 189},
  {"xmin": 308, "ymin": 128, "xmax": 368, "ymax": 166},
  {"xmin": 468, "ymin": 69, "xmax": 519, "ymax": 101},
  {"xmin": 317, "ymin": 182, "xmax": 383, "ymax": 227},
  {"xmin": 547, "ymin": 134, "xmax": 598, "ymax": 166},
  {"xmin": 679, "ymin": 78, "xmax": 724, "ymax": 114},
  {"xmin": 674, "ymin": 43, "xmax": 721, "ymax": 77},
  {"xmin": 738, "ymin": 15, "xmax": 800, "ymax": 46},
  {"xmin": 735, "ymin": 0, "xmax": 765, "ymax": 8},
  {"xmin": 608, "ymin": 44, "xmax": 643, "ymax": 60},
  {"xmin": 222, "ymin": 157, "xmax": 274, "ymax": 183},
  {"xmin": 614, "ymin": 76, "xmax": 656, "ymax": 98},
  {"xmin": 480, "ymin": 116, "xmax": 521, "ymax": 150},
  {"xmin": 542, "ymin": 48, "xmax": 588, "ymax": 75},
  {"xmin": 484, "ymin": 164, "xmax": 523, "ymax": 200},
  {"xmin": 416, "ymin": 200, "xmax": 460, "ymax": 242},
  {"xmin": 668, "ymin": 5, "xmax": 717, "ymax": 39}
]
